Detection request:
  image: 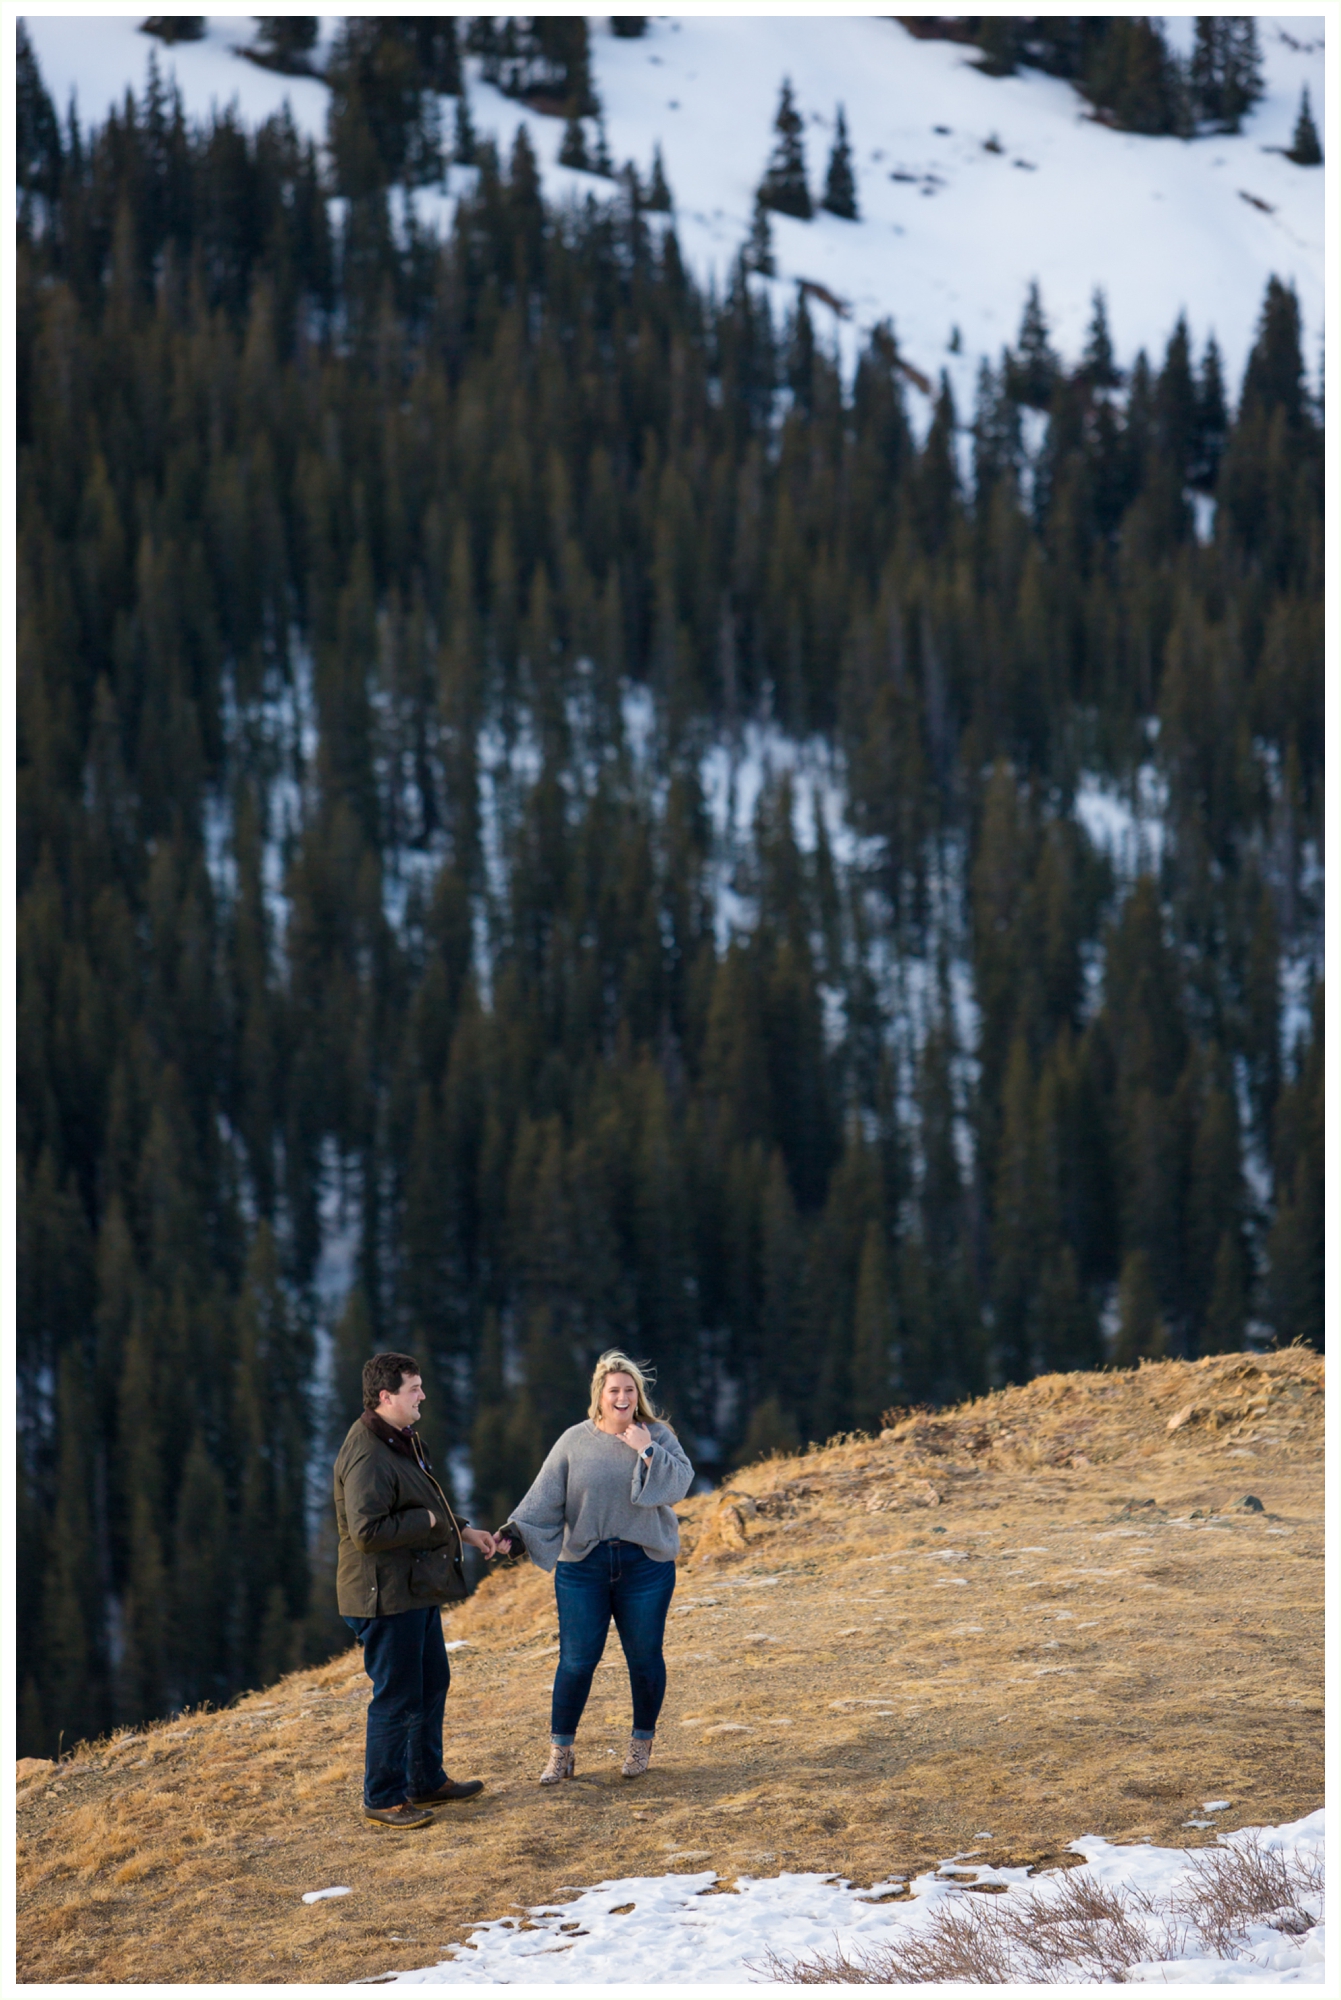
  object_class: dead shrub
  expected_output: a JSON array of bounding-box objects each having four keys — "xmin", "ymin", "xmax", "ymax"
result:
[
  {"xmin": 1174, "ymin": 1830, "xmax": 1324, "ymax": 1956},
  {"xmin": 765, "ymin": 1835, "xmax": 1323, "ymax": 1983}
]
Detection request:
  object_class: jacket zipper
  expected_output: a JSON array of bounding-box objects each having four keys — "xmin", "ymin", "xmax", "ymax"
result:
[{"xmin": 411, "ymin": 1435, "xmax": 464, "ymax": 1563}]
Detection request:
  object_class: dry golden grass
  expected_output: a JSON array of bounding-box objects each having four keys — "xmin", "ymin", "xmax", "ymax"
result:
[{"xmin": 17, "ymin": 1348, "xmax": 1322, "ymax": 1985}]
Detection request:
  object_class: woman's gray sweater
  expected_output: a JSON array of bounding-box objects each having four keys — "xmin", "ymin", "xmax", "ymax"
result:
[{"xmin": 507, "ymin": 1420, "xmax": 695, "ymax": 1571}]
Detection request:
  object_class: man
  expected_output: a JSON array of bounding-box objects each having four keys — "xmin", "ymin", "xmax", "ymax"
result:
[{"xmin": 335, "ymin": 1352, "xmax": 499, "ymax": 1828}]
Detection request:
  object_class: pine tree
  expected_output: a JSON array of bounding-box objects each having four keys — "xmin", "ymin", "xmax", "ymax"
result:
[
  {"xmin": 253, "ymin": 19, "xmax": 319, "ymax": 75},
  {"xmin": 1008, "ymin": 281, "xmax": 1059, "ymax": 409},
  {"xmin": 1191, "ymin": 16, "xmax": 1264, "ymax": 133},
  {"xmin": 1192, "ymin": 335, "xmax": 1228, "ymax": 489},
  {"xmin": 17, "ymin": 21, "xmax": 62, "ymax": 200},
  {"xmin": 1264, "ymin": 988, "xmax": 1322, "ymax": 1349},
  {"xmin": 559, "ymin": 114, "xmax": 590, "ymax": 172},
  {"xmin": 141, "ymin": 18, "xmax": 205, "ymax": 44},
  {"xmin": 1113, "ymin": 1247, "xmax": 1167, "ymax": 1366},
  {"xmin": 1033, "ymin": 1246, "xmax": 1101, "ymax": 1374},
  {"xmin": 758, "ymin": 79, "xmax": 812, "ymax": 220},
  {"xmin": 1221, "ymin": 18, "xmax": 1264, "ymax": 132},
  {"xmin": 733, "ymin": 1395, "xmax": 800, "ymax": 1467},
  {"xmin": 850, "ymin": 1220, "xmax": 894, "ymax": 1430},
  {"xmin": 744, "ymin": 195, "xmax": 776, "ymax": 277},
  {"xmin": 645, "ymin": 143, "xmax": 672, "ymax": 212},
  {"xmin": 976, "ymin": 17, "xmax": 1023, "ymax": 77},
  {"xmin": 1287, "ymin": 87, "xmax": 1322, "ymax": 166},
  {"xmin": 169, "ymin": 1436, "xmax": 233, "ymax": 1708},
  {"xmin": 821, "ymin": 107, "xmax": 858, "ymax": 220},
  {"xmin": 1203, "ymin": 1231, "xmax": 1248, "ymax": 1354},
  {"xmin": 1081, "ymin": 288, "xmax": 1121, "ymax": 389},
  {"xmin": 1085, "ymin": 16, "xmax": 1187, "ymax": 135},
  {"xmin": 453, "ymin": 90, "xmax": 478, "ymax": 166}
]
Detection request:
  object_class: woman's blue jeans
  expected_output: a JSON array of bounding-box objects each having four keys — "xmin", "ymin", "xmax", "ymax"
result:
[{"xmin": 551, "ymin": 1539, "xmax": 676, "ymax": 1744}]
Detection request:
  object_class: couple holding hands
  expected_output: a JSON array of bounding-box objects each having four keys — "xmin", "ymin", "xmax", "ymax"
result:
[{"xmin": 334, "ymin": 1349, "xmax": 694, "ymax": 1828}]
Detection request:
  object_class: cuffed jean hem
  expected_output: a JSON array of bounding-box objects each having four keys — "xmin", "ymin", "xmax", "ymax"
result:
[
  {"xmin": 630, "ymin": 1728, "xmax": 655, "ymax": 1739},
  {"xmin": 550, "ymin": 1733, "xmax": 576, "ymax": 1745}
]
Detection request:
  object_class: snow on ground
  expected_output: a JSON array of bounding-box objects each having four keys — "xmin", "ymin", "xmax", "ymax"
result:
[
  {"xmin": 360, "ymin": 1810, "xmax": 1325, "ymax": 1986},
  {"xmin": 23, "ymin": 13, "xmax": 1326, "ymax": 403},
  {"xmin": 1075, "ymin": 763, "xmax": 1171, "ymax": 881}
]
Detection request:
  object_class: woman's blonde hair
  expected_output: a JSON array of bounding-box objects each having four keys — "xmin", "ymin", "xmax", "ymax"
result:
[{"xmin": 588, "ymin": 1350, "xmax": 661, "ymax": 1425}]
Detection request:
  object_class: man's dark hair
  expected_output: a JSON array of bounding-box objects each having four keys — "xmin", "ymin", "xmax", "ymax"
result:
[{"xmin": 362, "ymin": 1351, "xmax": 421, "ymax": 1412}]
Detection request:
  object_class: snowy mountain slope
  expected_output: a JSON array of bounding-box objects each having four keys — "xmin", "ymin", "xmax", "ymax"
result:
[{"xmin": 24, "ymin": 12, "xmax": 1326, "ymax": 402}]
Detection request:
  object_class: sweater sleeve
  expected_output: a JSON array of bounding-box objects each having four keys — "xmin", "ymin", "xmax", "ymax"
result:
[
  {"xmin": 632, "ymin": 1424, "xmax": 695, "ymax": 1508},
  {"xmin": 507, "ymin": 1438, "xmax": 571, "ymax": 1573}
]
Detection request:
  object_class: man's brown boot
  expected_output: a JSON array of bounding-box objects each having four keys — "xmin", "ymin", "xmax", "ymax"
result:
[
  {"xmin": 364, "ymin": 1801, "xmax": 434, "ymax": 1829},
  {"xmin": 409, "ymin": 1779, "xmax": 484, "ymax": 1805}
]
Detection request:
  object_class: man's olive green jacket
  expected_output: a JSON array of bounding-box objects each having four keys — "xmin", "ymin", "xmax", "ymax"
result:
[{"xmin": 333, "ymin": 1415, "xmax": 466, "ymax": 1618}]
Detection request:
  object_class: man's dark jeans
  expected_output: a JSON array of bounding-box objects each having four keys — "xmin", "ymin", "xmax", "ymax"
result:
[
  {"xmin": 343, "ymin": 1607, "xmax": 450, "ymax": 1809},
  {"xmin": 551, "ymin": 1539, "xmax": 676, "ymax": 1745}
]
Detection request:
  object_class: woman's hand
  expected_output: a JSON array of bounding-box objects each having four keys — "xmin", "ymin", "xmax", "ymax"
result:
[
  {"xmin": 621, "ymin": 1423, "xmax": 652, "ymax": 1456},
  {"xmin": 462, "ymin": 1526, "xmax": 498, "ymax": 1559}
]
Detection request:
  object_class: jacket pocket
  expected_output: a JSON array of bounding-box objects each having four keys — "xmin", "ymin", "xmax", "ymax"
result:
[{"xmin": 409, "ymin": 1544, "xmax": 467, "ymax": 1604}]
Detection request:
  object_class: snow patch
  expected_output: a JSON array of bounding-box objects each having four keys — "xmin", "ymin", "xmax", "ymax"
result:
[
  {"xmin": 1075, "ymin": 764, "xmax": 1169, "ymax": 880},
  {"xmin": 23, "ymin": 16, "xmax": 1325, "ymax": 403},
  {"xmin": 365, "ymin": 1810, "xmax": 1325, "ymax": 1985}
]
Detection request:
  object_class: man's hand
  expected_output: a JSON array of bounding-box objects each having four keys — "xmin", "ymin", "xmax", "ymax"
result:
[
  {"xmin": 622, "ymin": 1423, "xmax": 652, "ymax": 1456},
  {"xmin": 462, "ymin": 1526, "xmax": 498, "ymax": 1560}
]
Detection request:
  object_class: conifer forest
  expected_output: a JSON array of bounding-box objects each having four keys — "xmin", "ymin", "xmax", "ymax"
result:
[{"xmin": 16, "ymin": 20, "xmax": 1323, "ymax": 1755}]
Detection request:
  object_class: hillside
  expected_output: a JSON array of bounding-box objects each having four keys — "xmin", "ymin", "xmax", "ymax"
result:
[
  {"xmin": 16, "ymin": 1348, "xmax": 1323, "ymax": 1986},
  {"xmin": 23, "ymin": 13, "xmax": 1325, "ymax": 399}
]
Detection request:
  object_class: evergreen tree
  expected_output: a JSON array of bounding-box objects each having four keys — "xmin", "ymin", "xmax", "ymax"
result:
[
  {"xmin": 252, "ymin": 19, "xmax": 319, "ymax": 75},
  {"xmin": 1008, "ymin": 281, "xmax": 1059, "ymax": 409},
  {"xmin": 1264, "ymin": 988, "xmax": 1322, "ymax": 1349},
  {"xmin": 821, "ymin": 107, "xmax": 858, "ymax": 220},
  {"xmin": 733, "ymin": 1395, "xmax": 800, "ymax": 1466},
  {"xmin": 850, "ymin": 1220, "xmax": 894, "ymax": 1430},
  {"xmin": 1190, "ymin": 16, "xmax": 1264, "ymax": 133},
  {"xmin": 1086, "ymin": 16, "xmax": 1187, "ymax": 135},
  {"xmin": 1219, "ymin": 16, "xmax": 1264, "ymax": 132},
  {"xmin": 327, "ymin": 19, "xmax": 445, "ymax": 195},
  {"xmin": 453, "ymin": 90, "xmax": 478, "ymax": 167},
  {"xmin": 645, "ymin": 143, "xmax": 673, "ymax": 212},
  {"xmin": 17, "ymin": 21, "xmax": 62, "ymax": 200},
  {"xmin": 1192, "ymin": 335, "xmax": 1228, "ymax": 489},
  {"xmin": 1287, "ymin": 87, "xmax": 1322, "ymax": 166},
  {"xmin": 758, "ymin": 79, "xmax": 812, "ymax": 219},
  {"xmin": 559, "ymin": 114, "xmax": 590, "ymax": 172},
  {"xmin": 1112, "ymin": 1247, "xmax": 1167, "ymax": 1366},
  {"xmin": 976, "ymin": 17, "xmax": 1024, "ymax": 77},
  {"xmin": 1081, "ymin": 288, "xmax": 1121, "ymax": 389},
  {"xmin": 142, "ymin": 18, "xmax": 205, "ymax": 44},
  {"xmin": 744, "ymin": 196, "xmax": 776, "ymax": 277}
]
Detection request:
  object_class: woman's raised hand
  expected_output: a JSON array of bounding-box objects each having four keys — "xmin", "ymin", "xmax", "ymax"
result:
[{"xmin": 622, "ymin": 1423, "xmax": 652, "ymax": 1455}]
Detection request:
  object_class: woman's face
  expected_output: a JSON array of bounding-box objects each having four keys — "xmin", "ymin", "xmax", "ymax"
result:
[{"xmin": 599, "ymin": 1371, "xmax": 639, "ymax": 1427}]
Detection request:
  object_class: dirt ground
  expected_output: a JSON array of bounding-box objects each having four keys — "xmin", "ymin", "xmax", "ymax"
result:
[{"xmin": 17, "ymin": 1348, "xmax": 1323, "ymax": 1985}]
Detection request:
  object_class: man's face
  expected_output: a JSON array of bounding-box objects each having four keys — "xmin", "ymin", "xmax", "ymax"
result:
[{"xmin": 378, "ymin": 1374, "xmax": 425, "ymax": 1429}]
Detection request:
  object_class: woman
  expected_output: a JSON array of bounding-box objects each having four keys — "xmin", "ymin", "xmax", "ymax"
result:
[{"xmin": 496, "ymin": 1351, "xmax": 694, "ymax": 1784}]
